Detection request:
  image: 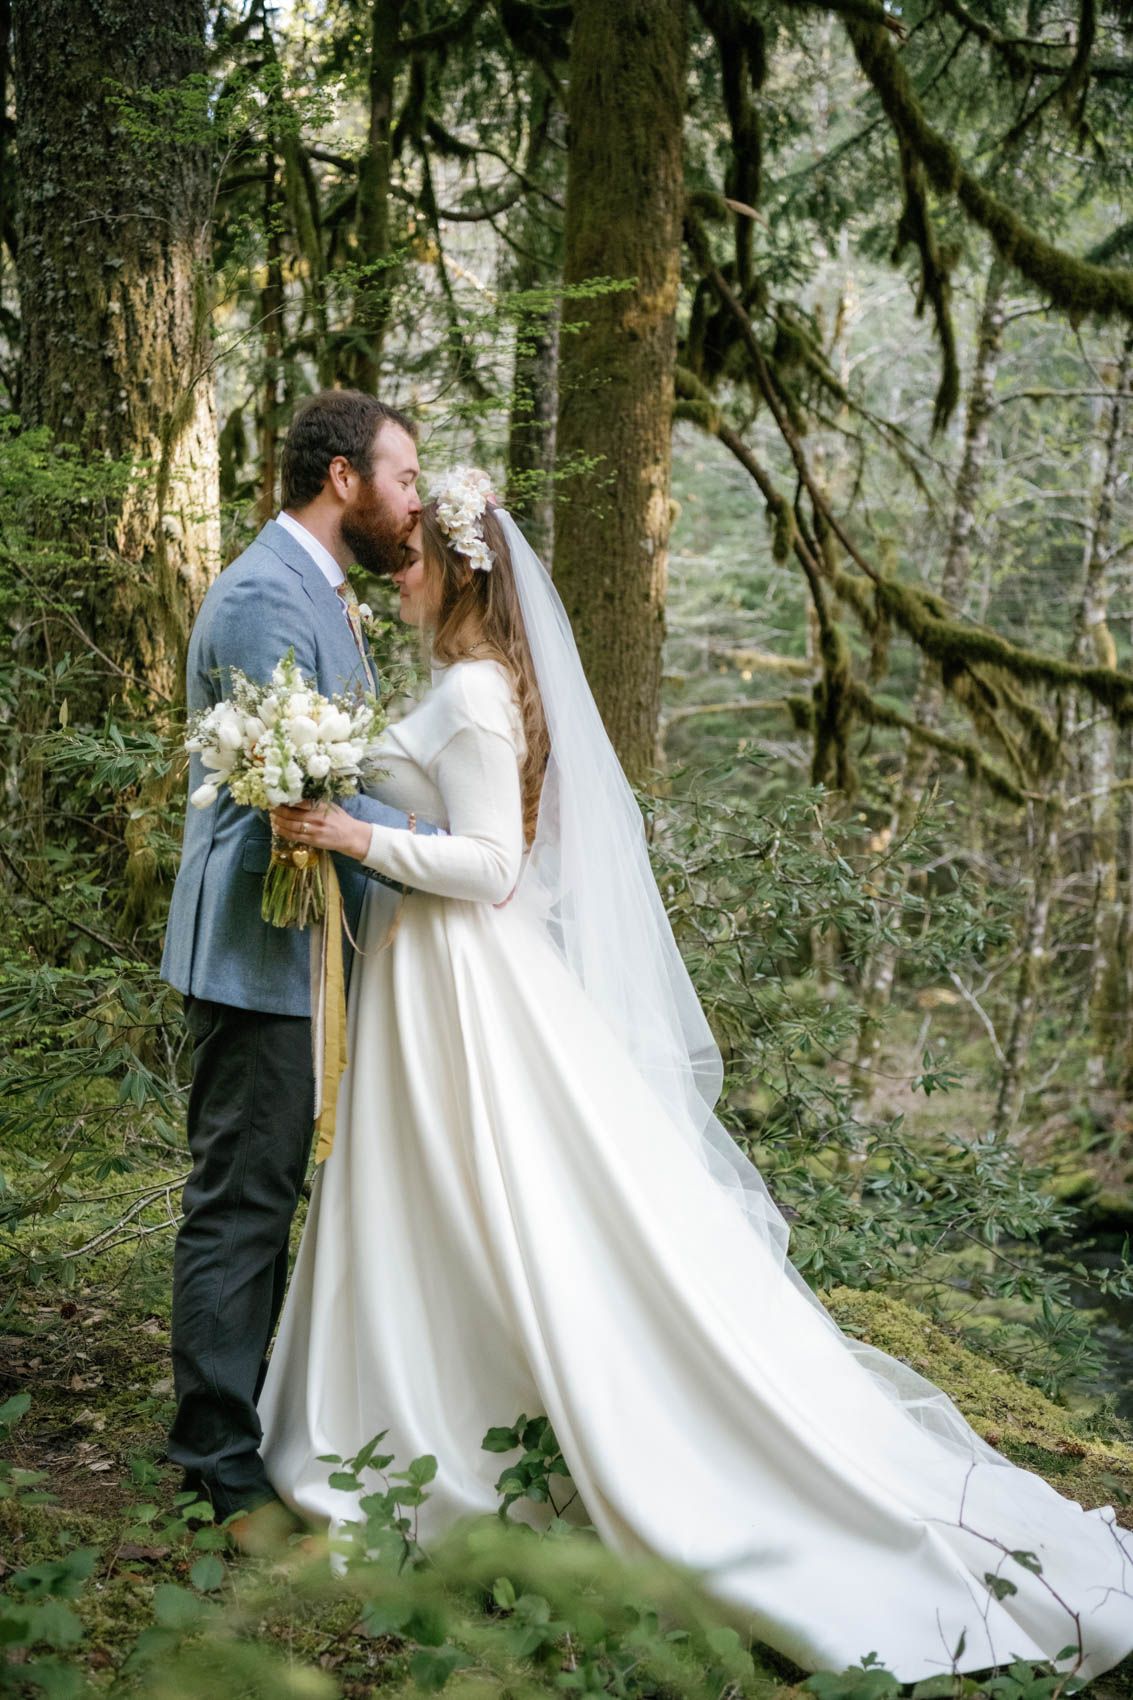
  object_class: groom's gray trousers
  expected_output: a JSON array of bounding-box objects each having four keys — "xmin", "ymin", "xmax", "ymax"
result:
[{"xmin": 161, "ymin": 520, "xmax": 440, "ymax": 1521}]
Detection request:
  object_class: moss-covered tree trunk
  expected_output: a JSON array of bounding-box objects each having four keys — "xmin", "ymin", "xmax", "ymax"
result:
[
  {"xmin": 13, "ymin": 0, "xmax": 219, "ymax": 707},
  {"xmin": 994, "ymin": 796, "xmax": 1060, "ymax": 1137},
  {"xmin": 1072, "ymin": 335, "xmax": 1130, "ymax": 1094},
  {"xmin": 258, "ymin": 142, "xmax": 286, "ymax": 525},
  {"xmin": 504, "ymin": 146, "xmax": 563, "ymax": 566},
  {"xmin": 506, "ymin": 278, "xmax": 559, "ymax": 565},
  {"xmin": 553, "ymin": 0, "xmax": 686, "ymax": 778},
  {"xmin": 13, "ymin": 0, "xmax": 218, "ymax": 924},
  {"xmin": 0, "ymin": 0, "xmax": 16, "ymax": 308},
  {"xmin": 345, "ymin": 0, "xmax": 407, "ymax": 392}
]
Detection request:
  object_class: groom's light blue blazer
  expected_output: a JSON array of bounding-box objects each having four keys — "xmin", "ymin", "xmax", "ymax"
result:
[{"xmin": 160, "ymin": 519, "xmax": 437, "ymax": 1018}]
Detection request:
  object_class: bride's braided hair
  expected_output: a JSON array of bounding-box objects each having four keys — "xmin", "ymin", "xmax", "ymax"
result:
[{"xmin": 420, "ymin": 501, "xmax": 550, "ymax": 846}]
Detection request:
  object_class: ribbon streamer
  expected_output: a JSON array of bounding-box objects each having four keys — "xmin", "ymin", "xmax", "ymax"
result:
[{"xmin": 310, "ymin": 851, "xmax": 348, "ymax": 1163}]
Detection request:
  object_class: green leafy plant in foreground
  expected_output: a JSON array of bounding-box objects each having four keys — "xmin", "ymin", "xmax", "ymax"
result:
[{"xmin": 1, "ymin": 1396, "xmax": 1110, "ymax": 1700}]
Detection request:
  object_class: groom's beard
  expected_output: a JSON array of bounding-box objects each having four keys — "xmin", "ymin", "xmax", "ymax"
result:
[{"xmin": 340, "ymin": 484, "xmax": 414, "ymax": 577}]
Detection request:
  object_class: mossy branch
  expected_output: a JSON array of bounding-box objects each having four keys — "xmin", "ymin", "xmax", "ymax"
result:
[
  {"xmin": 847, "ymin": 684, "xmax": 1032, "ymax": 804},
  {"xmin": 893, "ymin": 136, "xmax": 960, "ymax": 431},
  {"xmin": 783, "ymin": 684, "xmax": 1032, "ymax": 803},
  {"xmin": 842, "ymin": 15, "xmax": 1133, "ymax": 322}
]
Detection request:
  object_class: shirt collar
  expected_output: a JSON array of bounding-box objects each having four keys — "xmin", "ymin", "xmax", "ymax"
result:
[{"xmin": 276, "ymin": 510, "xmax": 346, "ymax": 591}]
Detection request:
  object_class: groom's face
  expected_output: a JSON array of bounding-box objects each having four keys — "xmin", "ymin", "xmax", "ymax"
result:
[{"xmin": 340, "ymin": 423, "xmax": 422, "ymax": 577}]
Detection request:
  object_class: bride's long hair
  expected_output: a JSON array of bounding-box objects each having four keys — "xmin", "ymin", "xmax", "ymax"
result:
[{"xmin": 419, "ymin": 500, "xmax": 549, "ymax": 844}]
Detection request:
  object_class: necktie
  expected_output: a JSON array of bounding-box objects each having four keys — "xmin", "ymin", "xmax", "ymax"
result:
[{"xmin": 336, "ymin": 580, "xmax": 378, "ymax": 695}]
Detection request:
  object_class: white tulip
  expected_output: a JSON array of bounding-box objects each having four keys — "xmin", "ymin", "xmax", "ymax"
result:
[
  {"xmin": 202, "ymin": 746, "xmax": 236, "ymax": 773},
  {"xmin": 329, "ymin": 742, "xmax": 361, "ymax": 771},
  {"xmin": 320, "ymin": 709, "xmax": 353, "ymax": 743},
  {"xmin": 259, "ymin": 694, "xmax": 279, "ymax": 726},
  {"xmin": 243, "ymin": 715, "xmax": 266, "ymax": 748},
  {"xmin": 305, "ymin": 750, "xmax": 331, "ymax": 780},
  {"xmin": 288, "ymin": 691, "xmax": 312, "ymax": 718},
  {"xmin": 217, "ymin": 712, "xmax": 244, "ymax": 751},
  {"xmin": 287, "ymin": 715, "xmax": 319, "ymax": 747},
  {"xmin": 190, "ymin": 781, "xmax": 220, "ymax": 809}
]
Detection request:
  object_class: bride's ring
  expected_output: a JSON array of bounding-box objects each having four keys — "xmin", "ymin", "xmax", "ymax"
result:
[{"xmin": 302, "ymin": 822, "xmax": 310, "ymax": 835}]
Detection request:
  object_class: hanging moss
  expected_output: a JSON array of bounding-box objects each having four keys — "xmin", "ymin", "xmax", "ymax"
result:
[
  {"xmin": 672, "ymin": 396, "xmax": 722, "ymax": 433},
  {"xmin": 893, "ymin": 137, "xmax": 960, "ymax": 432},
  {"xmin": 847, "ymin": 683, "xmax": 1029, "ymax": 803},
  {"xmin": 994, "ymin": 677, "xmax": 1062, "ymax": 771},
  {"xmin": 771, "ymin": 496, "xmax": 795, "ymax": 564},
  {"xmin": 812, "ymin": 620, "xmax": 857, "ymax": 795},
  {"xmin": 784, "ymin": 693, "xmax": 814, "ymax": 732},
  {"xmin": 867, "ymin": 586, "xmax": 891, "ymax": 682},
  {"xmin": 878, "ymin": 577, "xmax": 1133, "ymax": 724}
]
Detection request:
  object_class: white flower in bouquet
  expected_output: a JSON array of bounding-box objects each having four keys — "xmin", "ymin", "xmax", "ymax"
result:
[
  {"xmin": 319, "ymin": 708, "xmax": 354, "ymax": 744},
  {"xmin": 288, "ymin": 715, "xmax": 320, "ymax": 748},
  {"xmin": 181, "ymin": 646, "xmax": 390, "ymax": 929}
]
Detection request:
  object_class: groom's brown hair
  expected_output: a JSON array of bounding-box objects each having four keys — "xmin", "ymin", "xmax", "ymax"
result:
[{"xmin": 280, "ymin": 390, "xmax": 417, "ymax": 510}]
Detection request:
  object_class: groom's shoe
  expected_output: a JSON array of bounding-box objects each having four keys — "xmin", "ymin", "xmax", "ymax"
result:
[{"xmin": 225, "ymin": 1495, "xmax": 304, "ymax": 1559}]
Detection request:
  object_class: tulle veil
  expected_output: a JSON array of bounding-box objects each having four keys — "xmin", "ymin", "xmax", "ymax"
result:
[{"xmin": 498, "ymin": 505, "xmax": 1009, "ymax": 1466}]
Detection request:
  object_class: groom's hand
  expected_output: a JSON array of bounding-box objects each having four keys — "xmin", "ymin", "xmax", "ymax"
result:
[{"xmin": 270, "ymin": 802, "xmax": 371, "ymax": 861}]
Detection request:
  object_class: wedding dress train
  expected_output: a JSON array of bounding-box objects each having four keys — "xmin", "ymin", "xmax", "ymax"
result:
[{"xmin": 258, "ymin": 656, "xmax": 1133, "ymax": 1684}]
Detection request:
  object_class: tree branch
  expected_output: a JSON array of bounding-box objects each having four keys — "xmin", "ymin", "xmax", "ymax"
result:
[{"xmin": 841, "ymin": 15, "xmax": 1133, "ymax": 321}]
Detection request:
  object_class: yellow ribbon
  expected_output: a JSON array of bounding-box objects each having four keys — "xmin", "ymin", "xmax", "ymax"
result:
[{"xmin": 312, "ymin": 852, "xmax": 348, "ymax": 1164}]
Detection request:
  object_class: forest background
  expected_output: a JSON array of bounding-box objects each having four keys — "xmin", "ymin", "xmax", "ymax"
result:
[{"xmin": 3, "ymin": 0, "xmax": 1133, "ymax": 1695}]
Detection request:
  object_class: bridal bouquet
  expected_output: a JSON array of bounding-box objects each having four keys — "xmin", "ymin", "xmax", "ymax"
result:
[{"xmin": 185, "ymin": 648, "xmax": 387, "ymax": 929}]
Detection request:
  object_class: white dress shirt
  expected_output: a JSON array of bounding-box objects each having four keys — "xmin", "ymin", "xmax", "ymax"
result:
[{"xmin": 276, "ymin": 510, "xmax": 346, "ymax": 591}]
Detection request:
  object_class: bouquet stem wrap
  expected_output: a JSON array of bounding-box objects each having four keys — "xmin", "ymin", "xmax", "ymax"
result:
[
  {"xmin": 264, "ymin": 836, "xmax": 326, "ymax": 928},
  {"xmin": 310, "ymin": 850, "xmax": 348, "ymax": 1164}
]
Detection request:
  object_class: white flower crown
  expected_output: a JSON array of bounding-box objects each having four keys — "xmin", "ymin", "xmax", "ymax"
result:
[{"xmin": 429, "ymin": 465, "xmax": 495, "ymax": 573}]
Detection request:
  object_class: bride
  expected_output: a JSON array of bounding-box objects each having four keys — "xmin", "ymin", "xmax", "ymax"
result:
[{"xmin": 259, "ymin": 471, "xmax": 1133, "ymax": 1684}]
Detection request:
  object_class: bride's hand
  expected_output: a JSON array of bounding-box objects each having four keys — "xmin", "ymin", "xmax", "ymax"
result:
[{"xmin": 269, "ymin": 801, "xmax": 371, "ymax": 861}]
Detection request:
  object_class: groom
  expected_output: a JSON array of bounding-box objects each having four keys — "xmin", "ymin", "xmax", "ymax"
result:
[{"xmin": 160, "ymin": 390, "xmax": 441, "ymax": 1546}]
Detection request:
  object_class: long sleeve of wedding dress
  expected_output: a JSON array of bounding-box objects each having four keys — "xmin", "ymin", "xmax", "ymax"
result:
[
  {"xmin": 359, "ymin": 659, "xmax": 524, "ymax": 904},
  {"xmin": 360, "ymin": 725, "xmax": 522, "ymax": 902}
]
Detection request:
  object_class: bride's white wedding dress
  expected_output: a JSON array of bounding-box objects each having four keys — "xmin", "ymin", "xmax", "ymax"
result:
[{"xmin": 258, "ymin": 655, "xmax": 1133, "ymax": 1684}]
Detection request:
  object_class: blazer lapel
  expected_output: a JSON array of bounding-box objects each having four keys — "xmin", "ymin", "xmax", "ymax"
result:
[
  {"xmin": 254, "ymin": 519, "xmax": 379, "ymax": 695},
  {"xmin": 257, "ymin": 518, "xmax": 333, "ymax": 606}
]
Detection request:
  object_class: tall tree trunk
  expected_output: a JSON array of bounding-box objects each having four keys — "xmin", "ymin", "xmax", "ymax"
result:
[
  {"xmin": 0, "ymin": 0, "xmax": 15, "ymax": 263},
  {"xmin": 1073, "ymin": 334, "xmax": 1131, "ymax": 1094},
  {"xmin": 0, "ymin": 0, "xmax": 13, "ymax": 410},
  {"xmin": 506, "ymin": 273, "xmax": 559, "ymax": 565},
  {"xmin": 13, "ymin": 0, "xmax": 219, "ymax": 924},
  {"xmin": 851, "ymin": 257, "xmax": 1007, "ymax": 1107},
  {"xmin": 258, "ymin": 142, "xmax": 285, "ymax": 525},
  {"xmin": 993, "ymin": 794, "xmax": 1060, "ymax": 1135},
  {"xmin": 504, "ymin": 118, "xmax": 563, "ymax": 566},
  {"xmin": 347, "ymin": 0, "xmax": 406, "ymax": 392},
  {"xmin": 553, "ymin": 0, "xmax": 686, "ymax": 779},
  {"xmin": 13, "ymin": 0, "xmax": 219, "ymax": 707}
]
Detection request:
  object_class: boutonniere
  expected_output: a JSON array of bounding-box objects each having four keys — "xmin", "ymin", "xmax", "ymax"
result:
[{"xmin": 355, "ymin": 602, "xmax": 390, "ymax": 647}]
